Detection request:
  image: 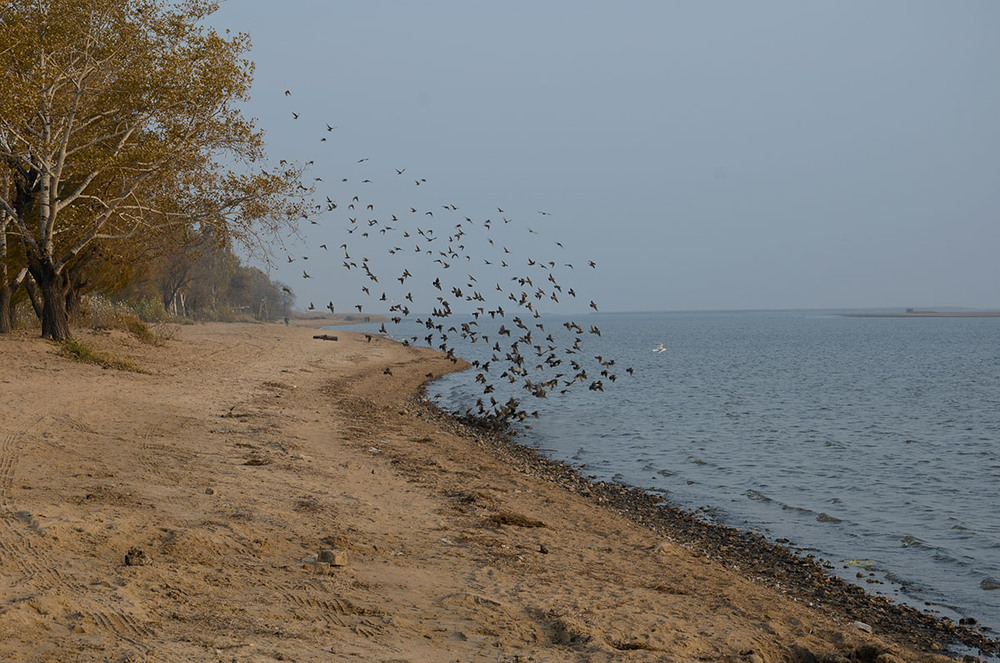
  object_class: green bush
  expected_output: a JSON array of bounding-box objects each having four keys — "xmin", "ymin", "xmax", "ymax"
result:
[
  {"xmin": 78, "ymin": 295, "xmax": 163, "ymax": 345},
  {"xmin": 131, "ymin": 298, "xmax": 170, "ymax": 323},
  {"xmin": 123, "ymin": 315, "xmax": 161, "ymax": 345}
]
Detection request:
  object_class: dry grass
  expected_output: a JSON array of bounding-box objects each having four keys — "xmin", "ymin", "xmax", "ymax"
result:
[{"xmin": 59, "ymin": 339, "xmax": 148, "ymax": 373}]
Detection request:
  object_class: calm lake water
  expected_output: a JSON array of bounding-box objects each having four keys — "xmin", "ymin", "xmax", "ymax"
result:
[{"xmin": 354, "ymin": 310, "xmax": 1000, "ymax": 638}]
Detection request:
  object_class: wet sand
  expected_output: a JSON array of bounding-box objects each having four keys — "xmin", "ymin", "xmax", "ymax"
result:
[{"xmin": 0, "ymin": 322, "xmax": 994, "ymax": 661}]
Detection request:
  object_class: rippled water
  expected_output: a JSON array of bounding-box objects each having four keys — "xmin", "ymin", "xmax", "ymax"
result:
[{"xmin": 356, "ymin": 310, "xmax": 1000, "ymax": 637}]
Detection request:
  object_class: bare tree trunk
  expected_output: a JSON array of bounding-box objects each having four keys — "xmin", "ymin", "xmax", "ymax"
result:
[
  {"xmin": 65, "ymin": 273, "xmax": 84, "ymax": 321},
  {"xmin": 23, "ymin": 273, "xmax": 43, "ymax": 320},
  {"xmin": 0, "ymin": 284, "xmax": 12, "ymax": 334},
  {"xmin": 28, "ymin": 262, "xmax": 72, "ymax": 340},
  {"xmin": 41, "ymin": 281, "xmax": 72, "ymax": 340},
  {"xmin": 0, "ymin": 211, "xmax": 14, "ymax": 333}
]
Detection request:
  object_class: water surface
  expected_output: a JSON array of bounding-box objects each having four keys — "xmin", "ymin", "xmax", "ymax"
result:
[{"xmin": 357, "ymin": 310, "xmax": 1000, "ymax": 636}]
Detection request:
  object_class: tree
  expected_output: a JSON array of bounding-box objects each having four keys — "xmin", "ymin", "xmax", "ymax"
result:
[
  {"xmin": 0, "ymin": 0, "xmax": 305, "ymax": 339},
  {"xmin": 0, "ymin": 206, "xmax": 29, "ymax": 333}
]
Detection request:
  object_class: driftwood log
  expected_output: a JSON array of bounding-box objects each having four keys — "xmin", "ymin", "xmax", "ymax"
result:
[{"xmin": 312, "ymin": 334, "xmax": 338, "ymax": 341}]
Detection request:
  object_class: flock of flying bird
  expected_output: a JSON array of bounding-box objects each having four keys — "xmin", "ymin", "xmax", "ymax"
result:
[{"xmin": 280, "ymin": 90, "xmax": 632, "ymax": 422}]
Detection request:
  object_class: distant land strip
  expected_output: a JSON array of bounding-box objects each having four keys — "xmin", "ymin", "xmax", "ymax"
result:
[{"xmin": 841, "ymin": 310, "xmax": 1000, "ymax": 318}]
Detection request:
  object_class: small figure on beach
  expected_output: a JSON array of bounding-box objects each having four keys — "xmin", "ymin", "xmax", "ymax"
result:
[{"xmin": 284, "ymin": 316, "xmax": 289, "ymax": 326}]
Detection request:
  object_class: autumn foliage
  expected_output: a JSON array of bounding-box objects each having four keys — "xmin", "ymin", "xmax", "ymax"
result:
[{"xmin": 0, "ymin": 0, "xmax": 303, "ymax": 338}]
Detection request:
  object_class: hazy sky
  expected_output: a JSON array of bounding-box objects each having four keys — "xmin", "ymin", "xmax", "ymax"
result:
[{"xmin": 211, "ymin": 1, "xmax": 1000, "ymax": 314}]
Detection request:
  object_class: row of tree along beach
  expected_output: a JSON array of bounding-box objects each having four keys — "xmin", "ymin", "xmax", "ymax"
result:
[{"xmin": 1, "ymin": 1, "xmax": 303, "ymax": 338}]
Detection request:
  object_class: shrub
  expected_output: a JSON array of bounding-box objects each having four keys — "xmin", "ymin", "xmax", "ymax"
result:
[
  {"xmin": 78, "ymin": 295, "xmax": 164, "ymax": 345},
  {"xmin": 59, "ymin": 339, "xmax": 146, "ymax": 373},
  {"xmin": 131, "ymin": 298, "xmax": 170, "ymax": 323}
]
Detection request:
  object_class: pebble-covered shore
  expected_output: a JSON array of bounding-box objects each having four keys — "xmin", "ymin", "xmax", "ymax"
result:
[{"xmin": 417, "ymin": 394, "xmax": 999, "ymax": 659}]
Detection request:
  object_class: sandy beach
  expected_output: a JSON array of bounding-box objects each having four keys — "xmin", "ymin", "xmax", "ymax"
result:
[{"xmin": 0, "ymin": 321, "xmax": 993, "ymax": 662}]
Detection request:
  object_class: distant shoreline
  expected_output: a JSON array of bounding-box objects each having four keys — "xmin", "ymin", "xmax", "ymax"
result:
[
  {"xmin": 591, "ymin": 308, "xmax": 1000, "ymax": 317},
  {"xmin": 840, "ymin": 310, "xmax": 1000, "ymax": 318}
]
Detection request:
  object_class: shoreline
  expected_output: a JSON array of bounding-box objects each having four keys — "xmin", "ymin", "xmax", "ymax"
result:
[
  {"xmin": 1, "ymin": 322, "xmax": 995, "ymax": 661},
  {"xmin": 419, "ymin": 399, "xmax": 998, "ymax": 658},
  {"xmin": 839, "ymin": 311, "xmax": 1000, "ymax": 318}
]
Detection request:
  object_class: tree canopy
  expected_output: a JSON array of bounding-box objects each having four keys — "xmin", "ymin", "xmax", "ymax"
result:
[{"xmin": 0, "ymin": 0, "xmax": 304, "ymax": 338}]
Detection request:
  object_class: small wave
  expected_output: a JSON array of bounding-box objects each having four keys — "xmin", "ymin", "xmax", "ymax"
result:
[
  {"xmin": 981, "ymin": 577, "xmax": 1000, "ymax": 591},
  {"xmin": 746, "ymin": 489, "xmax": 771, "ymax": 502},
  {"xmin": 932, "ymin": 550, "xmax": 962, "ymax": 565},
  {"xmin": 845, "ymin": 559, "xmax": 877, "ymax": 570},
  {"xmin": 816, "ymin": 512, "xmax": 843, "ymax": 524},
  {"xmin": 883, "ymin": 569, "xmax": 924, "ymax": 592},
  {"xmin": 900, "ymin": 535, "xmax": 925, "ymax": 548}
]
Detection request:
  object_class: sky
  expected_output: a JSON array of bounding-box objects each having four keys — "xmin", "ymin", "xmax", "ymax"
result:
[{"xmin": 211, "ymin": 1, "xmax": 1000, "ymax": 314}]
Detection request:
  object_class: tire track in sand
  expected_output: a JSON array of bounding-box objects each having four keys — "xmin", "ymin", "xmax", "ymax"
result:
[
  {"xmin": 0, "ymin": 415, "xmax": 154, "ymax": 656},
  {"xmin": 276, "ymin": 589, "xmax": 389, "ymax": 638},
  {"xmin": 0, "ymin": 418, "xmax": 35, "ymax": 511}
]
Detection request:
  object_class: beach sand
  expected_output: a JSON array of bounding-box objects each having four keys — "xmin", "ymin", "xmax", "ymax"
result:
[{"xmin": 0, "ymin": 322, "xmax": 991, "ymax": 661}]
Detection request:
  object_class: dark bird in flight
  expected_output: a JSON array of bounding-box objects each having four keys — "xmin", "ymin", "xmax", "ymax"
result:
[{"xmin": 281, "ymin": 113, "xmax": 629, "ymax": 422}]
